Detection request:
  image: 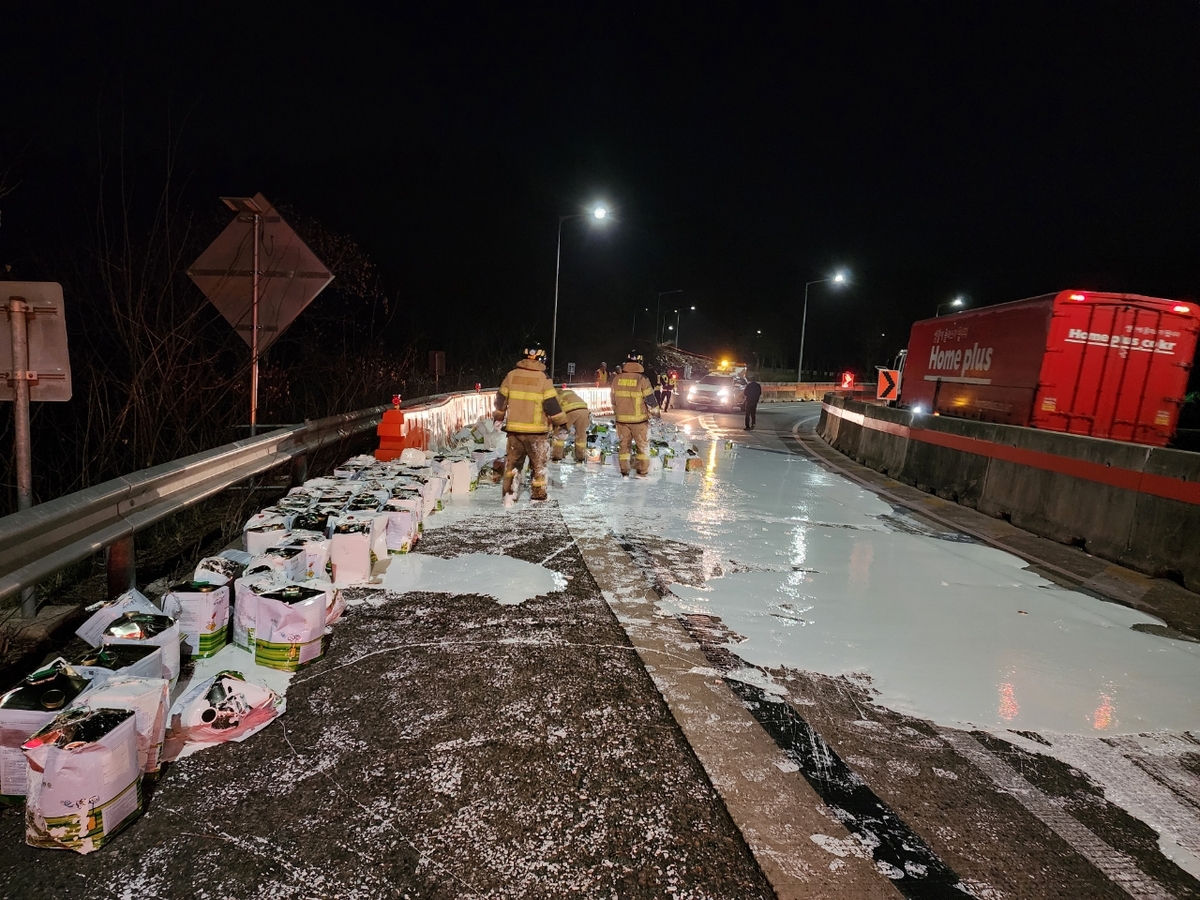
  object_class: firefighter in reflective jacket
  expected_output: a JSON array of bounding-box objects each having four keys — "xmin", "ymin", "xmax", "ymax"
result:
[
  {"xmin": 494, "ymin": 346, "xmax": 566, "ymax": 503},
  {"xmin": 552, "ymin": 387, "xmax": 591, "ymax": 463},
  {"xmin": 609, "ymin": 351, "xmax": 660, "ymax": 477}
]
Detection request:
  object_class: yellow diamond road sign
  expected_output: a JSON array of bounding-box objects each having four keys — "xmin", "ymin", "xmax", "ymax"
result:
[{"xmin": 187, "ymin": 193, "xmax": 332, "ymax": 354}]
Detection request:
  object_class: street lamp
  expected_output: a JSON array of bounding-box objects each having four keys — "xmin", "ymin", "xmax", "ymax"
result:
[
  {"xmin": 936, "ymin": 295, "xmax": 966, "ymax": 317},
  {"xmin": 656, "ymin": 289, "xmax": 683, "ymax": 343},
  {"xmin": 551, "ymin": 205, "xmax": 609, "ymax": 380},
  {"xmin": 672, "ymin": 305, "xmax": 696, "ymax": 348},
  {"xmin": 797, "ymin": 270, "xmax": 848, "ymax": 383}
]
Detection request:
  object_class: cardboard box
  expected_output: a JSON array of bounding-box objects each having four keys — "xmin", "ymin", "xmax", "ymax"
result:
[
  {"xmin": 330, "ymin": 514, "xmax": 376, "ymax": 583},
  {"xmin": 161, "ymin": 582, "xmax": 230, "ymax": 659},
  {"xmin": 76, "ymin": 589, "xmax": 162, "ymax": 649},
  {"xmin": 102, "ymin": 614, "xmax": 182, "ymax": 686},
  {"xmin": 243, "ymin": 514, "xmax": 290, "ymax": 554},
  {"xmin": 383, "ymin": 506, "xmax": 419, "ymax": 554},
  {"xmin": 232, "ymin": 572, "xmax": 289, "ymax": 653},
  {"xmin": 23, "ymin": 708, "xmax": 142, "ymax": 853},
  {"xmin": 0, "ymin": 661, "xmax": 92, "ymax": 799},
  {"xmin": 73, "ymin": 643, "xmax": 164, "ymax": 682},
  {"xmin": 75, "ymin": 676, "xmax": 169, "ymax": 774},
  {"xmin": 254, "ymin": 585, "xmax": 328, "ymax": 672}
]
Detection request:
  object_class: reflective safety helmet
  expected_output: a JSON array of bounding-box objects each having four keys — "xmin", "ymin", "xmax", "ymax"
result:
[
  {"xmin": 626, "ymin": 350, "xmax": 643, "ymax": 364},
  {"xmin": 524, "ymin": 344, "xmax": 546, "ymax": 362}
]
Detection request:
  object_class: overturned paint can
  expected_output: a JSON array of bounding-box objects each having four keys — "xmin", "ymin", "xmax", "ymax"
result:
[
  {"xmin": 23, "ymin": 707, "xmax": 142, "ymax": 854},
  {"xmin": 161, "ymin": 581, "xmax": 230, "ymax": 659},
  {"xmin": 254, "ymin": 585, "xmax": 327, "ymax": 672}
]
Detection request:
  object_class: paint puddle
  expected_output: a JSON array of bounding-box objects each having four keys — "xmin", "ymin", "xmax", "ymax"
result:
[
  {"xmin": 553, "ymin": 437, "xmax": 1200, "ymax": 736},
  {"xmin": 381, "ymin": 552, "xmax": 567, "ymax": 606}
]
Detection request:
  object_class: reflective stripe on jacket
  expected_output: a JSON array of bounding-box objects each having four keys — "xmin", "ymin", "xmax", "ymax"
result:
[
  {"xmin": 609, "ymin": 362, "xmax": 657, "ymax": 424},
  {"xmin": 496, "ymin": 359, "xmax": 564, "ymax": 433},
  {"xmin": 557, "ymin": 389, "xmax": 589, "ymax": 414}
]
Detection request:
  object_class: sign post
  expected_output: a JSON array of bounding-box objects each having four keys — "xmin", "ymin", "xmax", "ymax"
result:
[
  {"xmin": 0, "ymin": 282, "xmax": 73, "ymax": 616},
  {"xmin": 187, "ymin": 194, "xmax": 332, "ymax": 436}
]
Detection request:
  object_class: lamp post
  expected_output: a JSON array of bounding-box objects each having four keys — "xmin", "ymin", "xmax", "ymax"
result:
[
  {"xmin": 936, "ymin": 296, "xmax": 966, "ymax": 316},
  {"xmin": 797, "ymin": 271, "xmax": 848, "ymax": 383},
  {"xmin": 552, "ymin": 205, "xmax": 608, "ymax": 381},
  {"xmin": 656, "ymin": 289, "xmax": 683, "ymax": 344},
  {"xmin": 672, "ymin": 305, "xmax": 696, "ymax": 348}
]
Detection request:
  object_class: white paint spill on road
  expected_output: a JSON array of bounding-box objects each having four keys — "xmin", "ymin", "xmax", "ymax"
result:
[
  {"xmin": 382, "ymin": 552, "xmax": 567, "ymax": 606},
  {"xmin": 552, "ymin": 440, "xmax": 1200, "ymax": 736}
]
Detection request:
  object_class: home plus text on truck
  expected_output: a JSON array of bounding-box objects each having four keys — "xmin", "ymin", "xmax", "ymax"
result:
[{"xmin": 900, "ymin": 290, "xmax": 1198, "ymax": 447}]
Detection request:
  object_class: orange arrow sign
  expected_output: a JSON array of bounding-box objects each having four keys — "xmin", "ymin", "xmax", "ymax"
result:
[{"xmin": 877, "ymin": 368, "xmax": 901, "ymax": 400}]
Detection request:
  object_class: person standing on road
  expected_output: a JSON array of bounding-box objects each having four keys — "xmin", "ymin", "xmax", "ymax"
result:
[
  {"xmin": 660, "ymin": 371, "xmax": 675, "ymax": 412},
  {"xmin": 494, "ymin": 345, "xmax": 567, "ymax": 505},
  {"xmin": 609, "ymin": 351, "xmax": 660, "ymax": 477},
  {"xmin": 552, "ymin": 386, "xmax": 591, "ymax": 463},
  {"xmin": 595, "ymin": 362, "xmax": 609, "ymax": 386},
  {"xmin": 743, "ymin": 375, "xmax": 763, "ymax": 431}
]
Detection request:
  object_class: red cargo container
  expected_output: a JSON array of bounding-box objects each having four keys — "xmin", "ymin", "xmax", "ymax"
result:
[{"xmin": 900, "ymin": 291, "xmax": 1198, "ymax": 446}]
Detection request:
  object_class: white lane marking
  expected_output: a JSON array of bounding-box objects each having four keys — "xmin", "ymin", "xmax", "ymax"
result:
[{"xmin": 940, "ymin": 729, "xmax": 1173, "ymax": 900}]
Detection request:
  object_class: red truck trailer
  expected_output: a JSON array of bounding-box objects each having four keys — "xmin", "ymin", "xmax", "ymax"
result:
[{"xmin": 900, "ymin": 291, "xmax": 1198, "ymax": 447}]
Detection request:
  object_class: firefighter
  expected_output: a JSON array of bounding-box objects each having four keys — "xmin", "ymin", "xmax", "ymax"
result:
[
  {"xmin": 595, "ymin": 362, "xmax": 609, "ymax": 386},
  {"xmin": 494, "ymin": 345, "xmax": 567, "ymax": 505},
  {"xmin": 659, "ymin": 371, "xmax": 676, "ymax": 412},
  {"xmin": 609, "ymin": 350, "xmax": 660, "ymax": 477},
  {"xmin": 552, "ymin": 386, "xmax": 591, "ymax": 463}
]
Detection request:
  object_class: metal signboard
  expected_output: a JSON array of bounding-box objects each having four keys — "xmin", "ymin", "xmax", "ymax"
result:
[
  {"xmin": 566, "ymin": 362, "xmax": 576, "ymax": 380},
  {"xmin": 0, "ymin": 282, "xmax": 72, "ymax": 402},
  {"xmin": 876, "ymin": 368, "xmax": 901, "ymax": 401},
  {"xmin": 186, "ymin": 194, "xmax": 332, "ymax": 355}
]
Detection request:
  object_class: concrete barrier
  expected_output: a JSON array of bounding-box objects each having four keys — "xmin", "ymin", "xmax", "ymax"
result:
[{"xmin": 818, "ymin": 395, "xmax": 1200, "ymax": 591}]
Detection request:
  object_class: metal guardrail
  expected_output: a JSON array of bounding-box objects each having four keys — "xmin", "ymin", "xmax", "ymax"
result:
[
  {"xmin": 0, "ymin": 381, "xmax": 619, "ymax": 615},
  {"xmin": 0, "ymin": 404, "xmax": 389, "ymax": 611}
]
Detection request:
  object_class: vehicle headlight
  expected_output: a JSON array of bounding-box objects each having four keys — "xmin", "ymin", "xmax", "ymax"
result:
[
  {"xmin": 687, "ymin": 388, "xmax": 696, "ymax": 396},
  {"xmin": 717, "ymin": 389, "xmax": 728, "ymax": 397}
]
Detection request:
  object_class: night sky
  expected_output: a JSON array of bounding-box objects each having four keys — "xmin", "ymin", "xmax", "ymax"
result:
[{"xmin": 2, "ymin": 3, "xmax": 1196, "ymax": 377}]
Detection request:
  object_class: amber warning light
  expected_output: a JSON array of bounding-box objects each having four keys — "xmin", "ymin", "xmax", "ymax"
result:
[
  {"xmin": 1173, "ymin": 304, "xmax": 1191, "ymax": 314},
  {"xmin": 1069, "ymin": 293, "xmax": 1086, "ymax": 301}
]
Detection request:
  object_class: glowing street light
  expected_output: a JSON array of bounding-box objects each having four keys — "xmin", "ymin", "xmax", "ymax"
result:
[
  {"xmin": 551, "ymin": 204, "xmax": 610, "ymax": 380},
  {"xmin": 672, "ymin": 304, "xmax": 697, "ymax": 348},
  {"xmin": 936, "ymin": 295, "xmax": 967, "ymax": 316},
  {"xmin": 797, "ymin": 270, "xmax": 849, "ymax": 383}
]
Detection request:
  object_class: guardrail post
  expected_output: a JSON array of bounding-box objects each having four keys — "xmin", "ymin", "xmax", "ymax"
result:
[
  {"xmin": 106, "ymin": 536, "xmax": 136, "ymax": 599},
  {"xmin": 291, "ymin": 453, "xmax": 308, "ymax": 487}
]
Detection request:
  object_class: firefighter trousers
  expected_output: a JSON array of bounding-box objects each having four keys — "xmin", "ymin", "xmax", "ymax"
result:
[
  {"xmin": 503, "ymin": 432, "xmax": 550, "ymax": 500},
  {"xmin": 552, "ymin": 408, "xmax": 591, "ymax": 461},
  {"xmin": 616, "ymin": 421, "xmax": 650, "ymax": 476}
]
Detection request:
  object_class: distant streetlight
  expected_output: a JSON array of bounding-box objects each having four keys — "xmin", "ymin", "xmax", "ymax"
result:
[
  {"xmin": 936, "ymin": 295, "xmax": 966, "ymax": 317},
  {"xmin": 656, "ymin": 289, "xmax": 683, "ymax": 343},
  {"xmin": 551, "ymin": 204, "xmax": 609, "ymax": 380},
  {"xmin": 797, "ymin": 270, "xmax": 849, "ymax": 383},
  {"xmin": 672, "ymin": 305, "xmax": 697, "ymax": 348}
]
